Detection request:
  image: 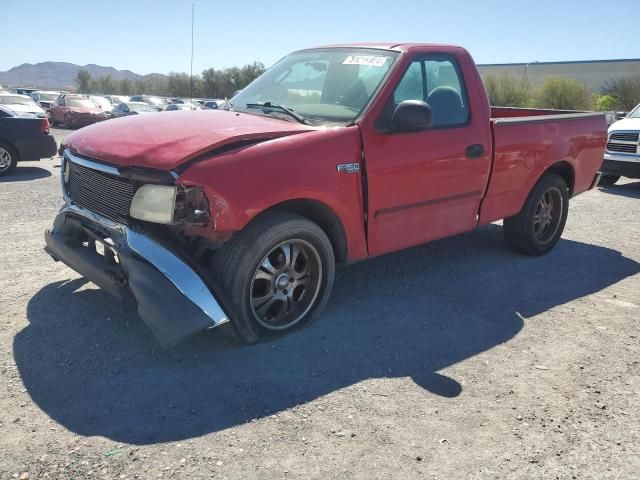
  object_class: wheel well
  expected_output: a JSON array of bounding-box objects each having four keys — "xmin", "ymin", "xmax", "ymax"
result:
[
  {"xmin": 266, "ymin": 199, "xmax": 349, "ymax": 263},
  {"xmin": 547, "ymin": 161, "xmax": 575, "ymax": 196},
  {"xmin": 0, "ymin": 141, "xmax": 19, "ymax": 162}
]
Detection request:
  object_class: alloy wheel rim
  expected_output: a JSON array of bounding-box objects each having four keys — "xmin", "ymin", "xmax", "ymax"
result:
[
  {"xmin": 0, "ymin": 147, "xmax": 11, "ymax": 172},
  {"xmin": 250, "ymin": 239, "xmax": 323, "ymax": 330},
  {"xmin": 533, "ymin": 187, "xmax": 563, "ymax": 244}
]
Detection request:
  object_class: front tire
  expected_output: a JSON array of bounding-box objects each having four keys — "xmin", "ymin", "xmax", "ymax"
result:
[
  {"xmin": 0, "ymin": 143, "xmax": 18, "ymax": 176},
  {"xmin": 504, "ymin": 173, "xmax": 569, "ymax": 256},
  {"xmin": 598, "ymin": 174, "xmax": 620, "ymax": 186},
  {"xmin": 209, "ymin": 212, "xmax": 335, "ymax": 343}
]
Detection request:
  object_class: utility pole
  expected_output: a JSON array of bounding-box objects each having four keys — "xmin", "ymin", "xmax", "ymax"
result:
[{"xmin": 190, "ymin": 3, "xmax": 194, "ymax": 100}]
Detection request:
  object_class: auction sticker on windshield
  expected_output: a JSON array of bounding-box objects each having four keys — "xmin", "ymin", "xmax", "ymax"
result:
[{"xmin": 342, "ymin": 55, "xmax": 388, "ymax": 67}]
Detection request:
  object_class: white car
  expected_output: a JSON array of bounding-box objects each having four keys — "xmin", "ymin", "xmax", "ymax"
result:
[
  {"xmin": 600, "ymin": 103, "xmax": 640, "ymax": 185},
  {"xmin": 89, "ymin": 95, "xmax": 114, "ymax": 115},
  {"xmin": 0, "ymin": 93, "xmax": 47, "ymax": 117}
]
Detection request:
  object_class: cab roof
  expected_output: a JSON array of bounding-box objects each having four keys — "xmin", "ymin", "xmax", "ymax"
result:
[{"xmin": 300, "ymin": 42, "xmax": 464, "ymax": 53}]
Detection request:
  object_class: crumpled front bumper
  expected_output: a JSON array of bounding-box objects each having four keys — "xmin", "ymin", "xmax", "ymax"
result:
[{"xmin": 44, "ymin": 203, "xmax": 229, "ymax": 347}]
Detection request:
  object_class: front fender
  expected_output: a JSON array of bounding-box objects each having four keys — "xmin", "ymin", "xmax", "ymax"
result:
[{"xmin": 177, "ymin": 126, "xmax": 368, "ymax": 261}]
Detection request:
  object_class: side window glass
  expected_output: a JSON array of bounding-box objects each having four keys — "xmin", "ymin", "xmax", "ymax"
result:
[
  {"xmin": 393, "ymin": 61, "xmax": 423, "ymax": 103},
  {"xmin": 424, "ymin": 57, "xmax": 469, "ymax": 127}
]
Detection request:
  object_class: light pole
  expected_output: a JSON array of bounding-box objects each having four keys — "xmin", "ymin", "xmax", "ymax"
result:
[{"xmin": 190, "ymin": 3, "xmax": 194, "ymax": 100}]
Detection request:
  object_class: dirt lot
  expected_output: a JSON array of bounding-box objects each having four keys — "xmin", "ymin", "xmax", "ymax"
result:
[{"xmin": 0, "ymin": 127, "xmax": 638, "ymax": 479}]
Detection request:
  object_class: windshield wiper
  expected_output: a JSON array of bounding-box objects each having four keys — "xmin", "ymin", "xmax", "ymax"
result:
[{"xmin": 245, "ymin": 102, "xmax": 311, "ymax": 125}]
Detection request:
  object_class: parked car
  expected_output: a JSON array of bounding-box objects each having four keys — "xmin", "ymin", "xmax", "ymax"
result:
[
  {"xmin": 13, "ymin": 87, "xmax": 38, "ymax": 96},
  {"xmin": 89, "ymin": 96, "xmax": 114, "ymax": 116},
  {"xmin": 129, "ymin": 95, "xmax": 168, "ymax": 111},
  {"xmin": 49, "ymin": 94, "xmax": 109, "ymax": 129},
  {"xmin": 45, "ymin": 43, "xmax": 606, "ymax": 348},
  {"xmin": 0, "ymin": 94, "xmax": 47, "ymax": 117},
  {"xmin": 599, "ymin": 103, "xmax": 640, "ymax": 185},
  {"xmin": 111, "ymin": 101, "xmax": 159, "ymax": 118},
  {"xmin": 0, "ymin": 105, "xmax": 57, "ymax": 176},
  {"xmin": 164, "ymin": 103, "xmax": 198, "ymax": 111},
  {"xmin": 103, "ymin": 95, "xmax": 130, "ymax": 106},
  {"xmin": 30, "ymin": 91, "xmax": 61, "ymax": 112},
  {"xmin": 203, "ymin": 99, "xmax": 227, "ymax": 109}
]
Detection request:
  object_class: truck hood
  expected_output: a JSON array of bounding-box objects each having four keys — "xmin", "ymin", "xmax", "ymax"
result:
[
  {"xmin": 608, "ymin": 117, "xmax": 640, "ymax": 133},
  {"xmin": 65, "ymin": 109, "xmax": 316, "ymax": 170}
]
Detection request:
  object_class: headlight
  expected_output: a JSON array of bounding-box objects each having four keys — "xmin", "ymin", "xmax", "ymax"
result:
[{"xmin": 130, "ymin": 185, "xmax": 177, "ymax": 224}]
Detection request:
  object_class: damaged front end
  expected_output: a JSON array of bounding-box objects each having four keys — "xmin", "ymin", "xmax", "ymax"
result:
[{"xmin": 44, "ymin": 151, "xmax": 229, "ymax": 347}]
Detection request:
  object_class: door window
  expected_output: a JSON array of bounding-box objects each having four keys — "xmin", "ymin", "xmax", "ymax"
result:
[{"xmin": 391, "ymin": 55, "xmax": 469, "ymax": 127}]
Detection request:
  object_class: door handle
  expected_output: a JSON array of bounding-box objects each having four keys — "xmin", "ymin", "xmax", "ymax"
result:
[{"xmin": 466, "ymin": 144, "xmax": 485, "ymax": 159}]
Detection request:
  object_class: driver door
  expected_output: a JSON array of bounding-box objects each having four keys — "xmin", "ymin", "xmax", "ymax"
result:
[{"xmin": 362, "ymin": 53, "xmax": 492, "ymax": 256}]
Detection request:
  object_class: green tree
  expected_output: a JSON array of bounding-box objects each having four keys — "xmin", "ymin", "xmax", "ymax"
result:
[
  {"xmin": 604, "ymin": 76, "xmax": 640, "ymax": 111},
  {"xmin": 594, "ymin": 94, "xmax": 617, "ymax": 112},
  {"xmin": 75, "ymin": 69, "xmax": 92, "ymax": 93},
  {"xmin": 119, "ymin": 78, "xmax": 133, "ymax": 95},
  {"xmin": 483, "ymin": 74, "xmax": 532, "ymax": 107},
  {"xmin": 535, "ymin": 77, "xmax": 593, "ymax": 110}
]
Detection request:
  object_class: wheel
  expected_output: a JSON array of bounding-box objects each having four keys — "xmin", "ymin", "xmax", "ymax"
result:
[
  {"xmin": 208, "ymin": 211, "xmax": 335, "ymax": 343},
  {"xmin": 598, "ymin": 174, "xmax": 620, "ymax": 186},
  {"xmin": 47, "ymin": 110, "xmax": 55, "ymax": 126},
  {"xmin": 504, "ymin": 173, "xmax": 569, "ymax": 256},
  {"xmin": 0, "ymin": 143, "xmax": 18, "ymax": 176}
]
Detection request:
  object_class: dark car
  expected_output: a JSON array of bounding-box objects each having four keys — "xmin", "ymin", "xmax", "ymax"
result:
[
  {"xmin": 163, "ymin": 103, "xmax": 198, "ymax": 111},
  {"xmin": 129, "ymin": 95, "xmax": 168, "ymax": 111},
  {"xmin": 50, "ymin": 94, "xmax": 109, "ymax": 129},
  {"xmin": 202, "ymin": 99, "xmax": 227, "ymax": 109},
  {"xmin": 111, "ymin": 101, "xmax": 159, "ymax": 118},
  {"xmin": 0, "ymin": 106, "xmax": 57, "ymax": 176}
]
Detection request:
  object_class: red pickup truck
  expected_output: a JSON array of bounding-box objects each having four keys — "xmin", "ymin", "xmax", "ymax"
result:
[{"xmin": 45, "ymin": 43, "xmax": 606, "ymax": 347}]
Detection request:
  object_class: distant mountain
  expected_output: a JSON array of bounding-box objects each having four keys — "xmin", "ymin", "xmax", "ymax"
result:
[{"xmin": 0, "ymin": 61, "xmax": 166, "ymax": 89}]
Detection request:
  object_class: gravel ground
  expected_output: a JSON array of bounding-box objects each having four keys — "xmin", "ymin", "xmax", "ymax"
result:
[{"xmin": 0, "ymin": 127, "xmax": 639, "ymax": 479}]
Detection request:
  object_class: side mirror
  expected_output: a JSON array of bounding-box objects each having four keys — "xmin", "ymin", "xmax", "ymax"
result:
[{"xmin": 389, "ymin": 100, "xmax": 432, "ymax": 132}]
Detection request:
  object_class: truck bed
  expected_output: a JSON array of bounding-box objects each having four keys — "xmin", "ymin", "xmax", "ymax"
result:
[{"xmin": 478, "ymin": 107, "xmax": 607, "ymax": 225}]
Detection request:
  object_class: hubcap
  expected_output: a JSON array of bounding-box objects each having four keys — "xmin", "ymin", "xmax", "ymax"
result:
[
  {"xmin": 533, "ymin": 187, "xmax": 563, "ymax": 244},
  {"xmin": 0, "ymin": 147, "xmax": 12, "ymax": 172},
  {"xmin": 250, "ymin": 239, "xmax": 322, "ymax": 330}
]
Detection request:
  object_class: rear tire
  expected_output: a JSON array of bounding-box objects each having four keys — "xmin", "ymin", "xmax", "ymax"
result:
[
  {"xmin": 208, "ymin": 211, "xmax": 335, "ymax": 343},
  {"xmin": 0, "ymin": 142, "xmax": 18, "ymax": 176},
  {"xmin": 598, "ymin": 174, "xmax": 620, "ymax": 186},
  {"xmin": 504, "ymin": 173, "xmax": 569, "ymax": 256}
]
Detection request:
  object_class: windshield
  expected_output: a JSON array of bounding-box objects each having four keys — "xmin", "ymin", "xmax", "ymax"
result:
[
  {"xmin": 131, "ymin": 103, "xmax": 157, "ymax": 112},
  {"xmin": 38, "ymin": 92, "xmax": 59, "ymax": 101},
  {"xmin": 91, "ymin": 97, "xmax": 111, "ymax": 108},
  {"xmin": 147, "ymin": 97, "xmax": 167, "ymax": 106},
  {"xmin": 67, "ymin": 98, "xmax": 95, "ymax": 108},
  {"xmin": 0, "ymin": 95, "xmax": 38, "ymax": 106},
  {"xmin": 627, "ymin": 104, "xmax": 640, "ymax": 119},
  {"xmin": 231, "ymin": 48, "xmax": 398, "ymax": 125}
]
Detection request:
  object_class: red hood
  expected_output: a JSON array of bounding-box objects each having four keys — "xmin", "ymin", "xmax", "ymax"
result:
[
  {"xmin": 68, "ymin": 106, "xmax": 103, "ymax": 114},
  {"xmin": 66, "ymin": 109, "xmax": 316, "ymax": 170}
]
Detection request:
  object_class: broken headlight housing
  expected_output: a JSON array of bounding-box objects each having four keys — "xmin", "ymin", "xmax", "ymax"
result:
[{"xmin": 129, "ymin": 184, "xmax": 211, "ymax": 225}]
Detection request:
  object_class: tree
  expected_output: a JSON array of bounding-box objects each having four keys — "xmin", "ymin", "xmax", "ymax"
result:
[
  {"xmin": 483, "ymin": 74, "xmax": 532, "ymax": 107},
  {"xmin": 535, "ymin": 77, "xmax": 593, "ymax": 110},
  {"xmin": 75, "ymin": 69, "xmax": 92, "ymax": 93},
  {"xmin": 594, "ymin": 94, "xmax": 617, "ymax": 112},
  {"xmin": 604, "ymin": 76, "xmax": 640, "ymax": 111},
  {"xmin": 119, "ymin": 78, "xmax": 133, "ymax": 95}
]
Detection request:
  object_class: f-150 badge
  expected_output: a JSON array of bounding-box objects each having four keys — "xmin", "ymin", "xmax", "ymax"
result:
[{"xmin": 337, "ymin": 163, "xmax": 360, "ymax": 174}]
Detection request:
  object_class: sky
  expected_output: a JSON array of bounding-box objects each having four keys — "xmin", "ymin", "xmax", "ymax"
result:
[{"xmin": 1, "ymin": 0, "xmax": 638, "ymax": 75}]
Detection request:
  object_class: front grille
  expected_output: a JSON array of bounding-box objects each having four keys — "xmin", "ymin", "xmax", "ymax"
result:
[
  {"xmin": 610, "ymin": 132, "xmax": 639, "ymax": 142},
  {"xmin": 66, "ymin": 159, "xmax": 137, "ymax": 223},
  {"xmin": 606, "ymin": 142, "xmax": 638, "ymax": 154}
]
